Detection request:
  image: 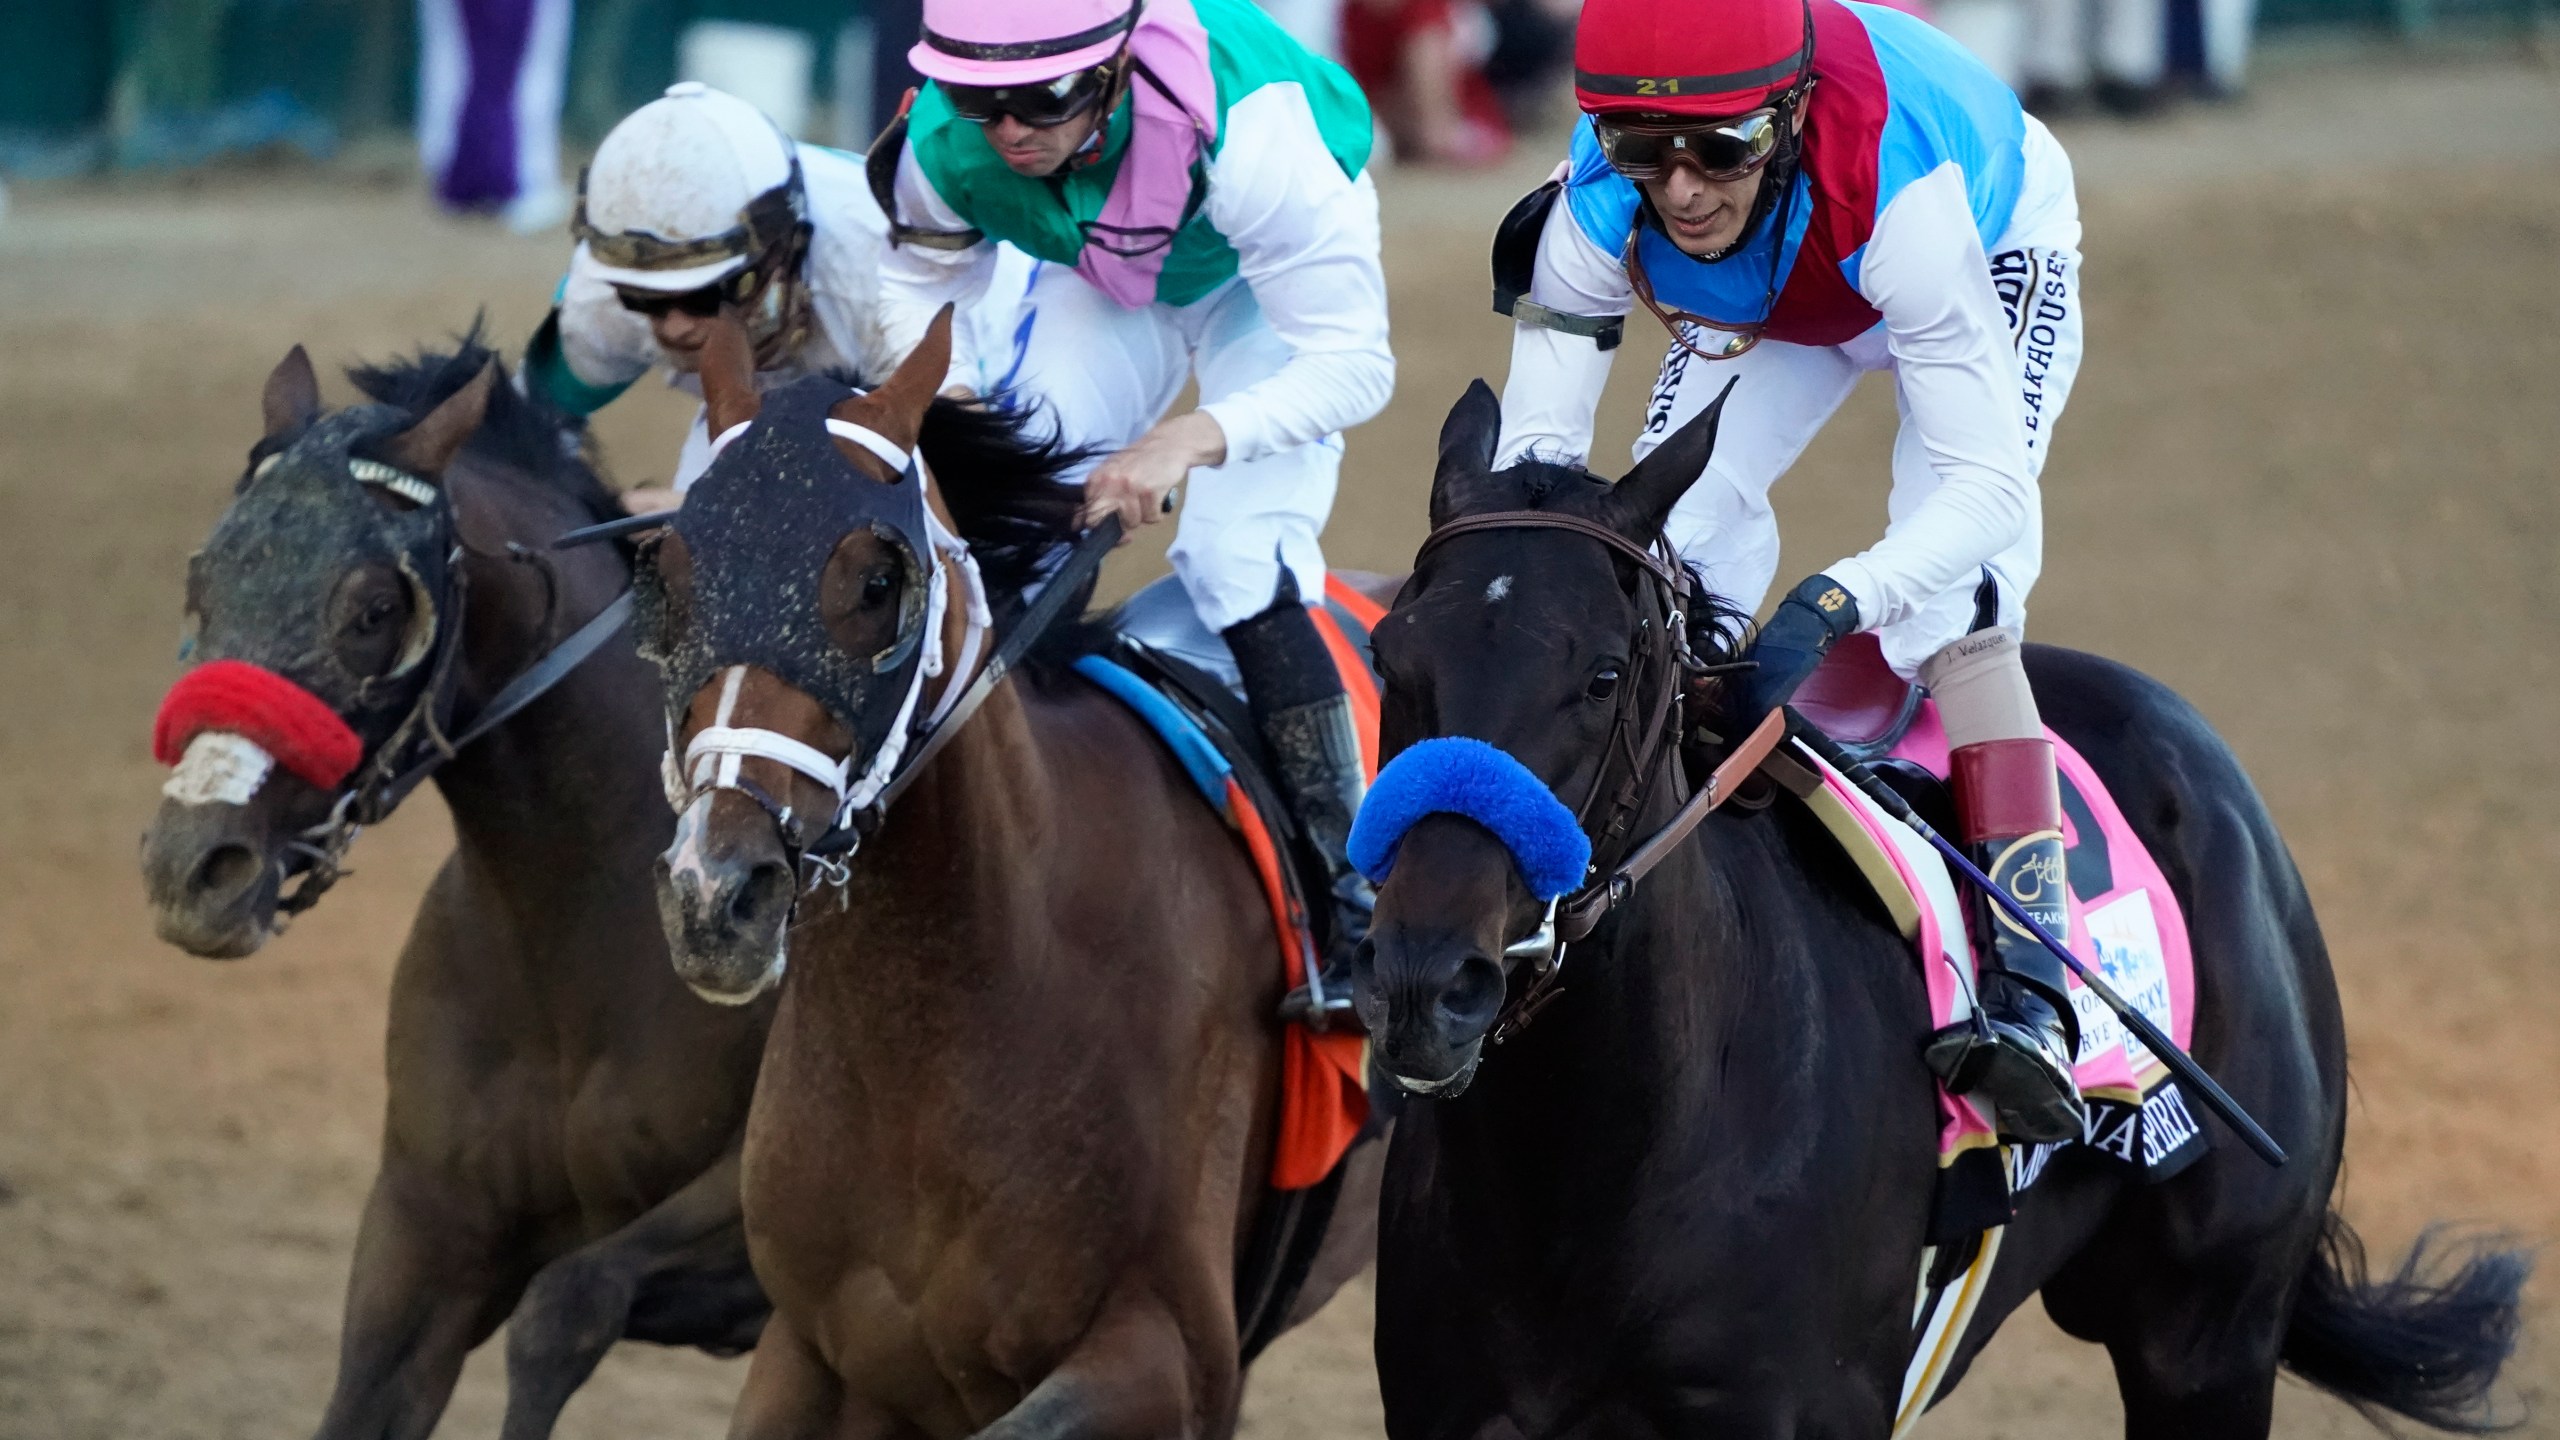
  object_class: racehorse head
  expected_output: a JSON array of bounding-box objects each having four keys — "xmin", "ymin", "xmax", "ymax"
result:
[
  {"xmin": 1351, "ymin": 379, "xmax": 1733, "ymax": 1094},
  {"xmin": 141, "ymin": 344, "xmax": 499, "ymax": 957},
  {"xmin": 638, "ymin": 307, "xmax": 1089, "ymax": 1004}
]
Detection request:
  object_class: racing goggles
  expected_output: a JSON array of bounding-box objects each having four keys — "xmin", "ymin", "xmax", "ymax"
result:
[
  {"xmin": 612, "ymin": 256, "xmax": 774, "ymax": 318},
  {"xmin": 1593, "ymin": 107, "xmax": 1784, "ymax": 183},
  {"xmin": 938, "ymin": 59, "xmax": 1121, "ymax": 128}
]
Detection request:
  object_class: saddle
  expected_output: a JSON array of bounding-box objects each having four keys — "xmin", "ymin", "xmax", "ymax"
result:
[{"xmin": 1075, "ymin": 572, "xmax": 1389, "ymax": 1360}]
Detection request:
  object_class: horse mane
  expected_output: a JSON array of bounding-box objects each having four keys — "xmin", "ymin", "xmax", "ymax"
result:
[
  {"xmin": 904, "ymin": 393, "xmax": 1115, "ymax": 673},
  {"xmin": 343, "ymin": 319, "xmax": 623, "ymax": 527}
]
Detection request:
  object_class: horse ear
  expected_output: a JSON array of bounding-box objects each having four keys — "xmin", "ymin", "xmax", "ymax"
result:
[
  {"xmin": 377, "ymin": 361, "xmax": 496, "ymax": 478},
  {"xmin": 869, "ymin": 304, "xmax": 955, "ymax": 452},
  {"xmin": 263, "ymin": 345, "xmax": 321, "ymax": 438},
  {"xmin": 1606, "ymin": 376, "xmax": 1733, "ymax": 540},
  {"xmin": 1428, "ymin": 379, "xmax": 1504, "ymax": 528},
  {"xmin": 698, "ymin": 316, "xmax": 762, "ymax": 438},
  {"xmin": 828, "ymin": 305, "xmax": 951, "ymax": 470}
]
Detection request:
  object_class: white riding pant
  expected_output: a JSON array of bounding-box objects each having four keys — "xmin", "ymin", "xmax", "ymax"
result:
[
  {"xmin": 966, "ymin": 260, "xmax": 1343, "ymax": 635},
  {"xmin": 1633, "ymin": 199, "xmax": 2084, "ymax": 680}
]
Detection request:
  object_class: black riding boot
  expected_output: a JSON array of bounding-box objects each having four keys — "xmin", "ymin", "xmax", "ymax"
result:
[
  {"xmin": 1224, "ymin": 575, "xmax": 1370, "ymax": 1029},
  {"xmin": 1924, "ymin": 738, "xmax": 2087, "ymax": 1144}
]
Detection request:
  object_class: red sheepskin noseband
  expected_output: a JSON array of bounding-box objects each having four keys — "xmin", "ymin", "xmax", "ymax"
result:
[{"xmin": 153, "ymin": 659, "xmax": 365, "ymax": 791}]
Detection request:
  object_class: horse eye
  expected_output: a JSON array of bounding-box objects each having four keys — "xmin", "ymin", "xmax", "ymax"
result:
[
  {"xmin": 863, "ymin": 572, "xmax": 896, "ymax": 606},
  {"xmin": 1586, "ymin": 668, "xmax": 1621, "ymax": 701}
]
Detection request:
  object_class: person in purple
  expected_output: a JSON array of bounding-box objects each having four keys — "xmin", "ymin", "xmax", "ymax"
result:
[{"xmin": 417, "ymin": 0, "xmax": 573, "ymax": 230}]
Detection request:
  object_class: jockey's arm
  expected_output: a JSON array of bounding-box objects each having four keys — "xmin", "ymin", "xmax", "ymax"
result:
[
  {"xmin": 876, "ymin": 147, "xmax": 1003, "ymax": 389},
  {"xmin": 1494, "ymin": 196, "xmax": 1632, "ymax": 468},
  {"xmin": 1194, "ymin": 86, "xmax": 1397, "ymax": 465},
  {"xmin": 520, "ymin": 256, "xmax": 651, "ymax": 416},
  {"xmin": 1823, "ymin": 166, "xmax": 2036, "ymax": 633}
]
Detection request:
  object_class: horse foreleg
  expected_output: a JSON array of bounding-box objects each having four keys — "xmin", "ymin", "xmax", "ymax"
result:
[
  {"xmin": 498, "ymin": 1147, "xmax": 767, "ymax": 1440},
  {"xmin": 726, "ymin": 1309, "xmax": 909, "ymax": 1440},
  {"xmin": 969, "ymin": 1296, "xmax": 1222, "ymax": 1440},
  {"xmin": 311, "ymin": 1165, "xmax": 526, "ymax": 1440}
]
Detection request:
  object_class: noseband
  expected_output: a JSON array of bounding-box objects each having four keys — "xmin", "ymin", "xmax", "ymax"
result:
[{"xmin": 1411, "ymin": 510, "xmax": 1787, "ymax": 1036}]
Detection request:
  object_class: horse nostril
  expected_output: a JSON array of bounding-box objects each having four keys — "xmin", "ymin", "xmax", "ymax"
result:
[
  {"xmin": 191, "ymin": 843, "xmax": 263, "ymax": 903},
  {"xmin": 727, "ymin": 860, "xmax": 793, "ymax": 933},
  {"xmin": 1438, "ymin": 954, "xmax": 1505, "ymax": 1029}
]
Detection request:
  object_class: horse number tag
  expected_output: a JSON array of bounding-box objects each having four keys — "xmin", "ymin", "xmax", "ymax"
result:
[{"xmin": 164, "ymin": 731, "xmax": 275, "ymax": 807}]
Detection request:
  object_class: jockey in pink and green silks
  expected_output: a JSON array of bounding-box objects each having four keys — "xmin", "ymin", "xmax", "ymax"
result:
[{"xmin": 874, "ymin": 0, "xmax": 1395, "ymax": 1027}]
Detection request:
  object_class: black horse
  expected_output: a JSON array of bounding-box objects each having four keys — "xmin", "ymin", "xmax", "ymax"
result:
[
  {"xmin": 140, "ymin": 337, "xmax": 771, "ymax": 1440},
  {"xmin": 1349, "ymin": 382, "xmax": 2528, "ymax": 1438}
]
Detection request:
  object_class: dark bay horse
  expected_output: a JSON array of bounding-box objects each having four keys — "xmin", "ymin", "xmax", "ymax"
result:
[
  {"xmin": 1349, "ymin": 382, "xmax": 2527, "ymax": 1438},
  {"xmin": 634, "ymin": 314, "xmax": 1382, "ymax": 1439},
  {"xmin": 139, "ymin": 338, "xmax": 770, "ymax": 1440}
]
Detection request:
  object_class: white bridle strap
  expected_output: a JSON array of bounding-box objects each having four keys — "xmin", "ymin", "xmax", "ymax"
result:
[
  {"xmin": 823, "ymin": 417, "xmax": 914, "ymax": 475},
  {"xmin": 702, "ymin": 415, "xmax": 913, "ymax": 478},
  {"xmin": 686, "ymin": 725, "xmax": 851, "ymax": 803}
]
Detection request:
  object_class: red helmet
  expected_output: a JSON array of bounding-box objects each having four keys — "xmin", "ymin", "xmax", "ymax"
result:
[{"xmin": 1574, "ymin": 0, "xmax": 1812, "ymax": 118}]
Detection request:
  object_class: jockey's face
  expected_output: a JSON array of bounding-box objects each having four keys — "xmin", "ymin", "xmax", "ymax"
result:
[
  {"xmin": 985, "ymin": 106, "xmax": 1106, "ymax": 178},
  {"xmin": 1642, "ymin": 164, "xmax": 1766, "ymax": 257},
  {"xmin": 1638, "ymin": 103, "xmax": 1805, "ymax": 258}
]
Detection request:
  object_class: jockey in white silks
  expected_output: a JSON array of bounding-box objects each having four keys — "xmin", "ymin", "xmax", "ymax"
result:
[
  {"xmin": 870, "ymin": 0, "xmax": 1395, "ymax": 1024},
  {"xmin": 517, "ymin": 82, "xmax": 1032, "ymax": 508},
  {"xmin": 1495, "ymin": 0, "xmax": 2090, "ymax": 1141}
]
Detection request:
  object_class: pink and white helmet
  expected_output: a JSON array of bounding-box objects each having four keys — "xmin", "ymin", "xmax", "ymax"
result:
[{"xmin": 909, "ymin": 0, "xmax": 1140, "ymax": 86}]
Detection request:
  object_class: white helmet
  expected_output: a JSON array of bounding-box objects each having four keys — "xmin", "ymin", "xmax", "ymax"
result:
[{"xmin": 573, "ymin": 82, "xmax": 809, "ymax": 293}]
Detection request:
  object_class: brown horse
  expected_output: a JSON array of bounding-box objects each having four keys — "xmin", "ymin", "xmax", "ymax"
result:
[
  {"xmin": 635, "ymin": 314, "xmax": 1383, "ymax": 1440},
  {"xmin": 139, "ymin": 336, "xmax": 770, "ymax": 1440}
]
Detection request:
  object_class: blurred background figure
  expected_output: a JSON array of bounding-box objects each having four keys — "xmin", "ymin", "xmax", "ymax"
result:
[
  {"xmin": 1341, "ymin": 0, "xmax": 1519, "ymax": 166},
  {"xmin": 417, "ymin": 0, "xmax": 573, "ymax": 230},
  {"xmin": 2019, "ymin": 0, "xmax": 2170, "ymax": 113}
]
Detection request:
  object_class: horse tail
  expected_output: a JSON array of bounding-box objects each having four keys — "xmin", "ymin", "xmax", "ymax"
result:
[{"xmin": 2281, "ymin": 1210, "xmax": 2531, "ymax": 1432}]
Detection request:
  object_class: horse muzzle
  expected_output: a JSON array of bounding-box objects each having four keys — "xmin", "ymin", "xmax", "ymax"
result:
[
  {"xmin": 655, "ymin": 794, "xmax": 795, "ymax": 1004},
  {"xmin": 140, "ymin": 796, "xmax": 285, "ymax": 959},
  {"xmin": 1355, "ymin": 925, "xmax": 1506, "ymax": 1099}
]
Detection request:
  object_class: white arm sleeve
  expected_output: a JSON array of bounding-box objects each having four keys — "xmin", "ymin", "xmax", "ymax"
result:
[
  {"xmin": 876, "ymin": 145, "xmax": 1000, "ymax": 381},
  {"xmin": 557, "ymin": 246, "xmax": 660, "ymax": 391},
  {"xmin": 1495, "ymin": 195, "xmax": 1632, "ymax": 467},
  {"xmin": 1827, "ymin": 163, "xmax": 2035, "ymax": 631},
  {"xmin": 1196, "ymin": 84, "xmax": 1395, "ymax": 465}
]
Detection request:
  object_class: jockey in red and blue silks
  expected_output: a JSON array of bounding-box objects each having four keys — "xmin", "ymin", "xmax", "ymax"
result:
[{"xmin": 1494, "ymin": 0, "xmax": 2089, "ymax": 1143}]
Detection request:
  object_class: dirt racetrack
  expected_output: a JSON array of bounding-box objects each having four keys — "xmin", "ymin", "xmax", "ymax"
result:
[{"xmin": 2, "ymin": 49, "xmax": 2555, "ymax": 1440}]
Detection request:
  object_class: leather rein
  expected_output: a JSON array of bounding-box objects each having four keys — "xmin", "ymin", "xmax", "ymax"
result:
[{"xmin": 1411, "ymin": 510, "xmax": 1787, "ymax": 1038}]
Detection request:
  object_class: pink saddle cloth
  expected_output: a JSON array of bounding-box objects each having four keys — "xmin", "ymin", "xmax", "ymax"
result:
[{"xmin": 1793, "ymin": 636, "xmax": 2209, "ymax": 1185}]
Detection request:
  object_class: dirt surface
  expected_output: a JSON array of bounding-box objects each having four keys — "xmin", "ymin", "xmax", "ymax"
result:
[{"xmin": 2, "ymin": 52, "xmax": 2556, "ymax": 1440}]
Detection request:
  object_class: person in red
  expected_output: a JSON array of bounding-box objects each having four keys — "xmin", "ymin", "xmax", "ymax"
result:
[
  {"xmin": 1339, "ymin": 0, "xmax": 1512, "ymax": 165},
  {"xmin": 1494, "ymin": 0, "xmax": 2089, "ymax": 1141}
]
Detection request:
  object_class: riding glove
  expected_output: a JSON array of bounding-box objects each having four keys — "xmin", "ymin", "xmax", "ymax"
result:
[{"xmin": 1739, "ymin": 573, "xmax": 1861, "ymax": 720}]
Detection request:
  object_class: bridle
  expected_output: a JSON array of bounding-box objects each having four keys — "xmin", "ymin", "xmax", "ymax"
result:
[
  {"xmin": 660, "ymin": 418, "xmax": 1124, "ymax": 905},
  {"xmin": 279, "ymin": 471, "xmax": 636, "ymax": 916},
  {"xmin": 1410, "ymin": 509, "xmax": 1788, "ymax": 1038}
]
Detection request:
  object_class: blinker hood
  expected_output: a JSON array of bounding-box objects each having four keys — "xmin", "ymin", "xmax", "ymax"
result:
[
  {"xmin": 188, "ymin": 406, "xmax": 456, "ymax": 721},
  {"xmin": 636, "ymin": 376, "xmax": 936, "ymax": 770}
]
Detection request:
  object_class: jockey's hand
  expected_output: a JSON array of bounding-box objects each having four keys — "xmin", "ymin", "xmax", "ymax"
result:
[
  {"xmin": 1079, "ymin": 411, "xmax": 1227, "ymax": 540},
  {"xmin": 621, "ymin": 485, "xmax": 681, "ymax": 515},
  {"xmin": 1739, "ymin": 572, "xmax": 1860, "ymax": 720}
]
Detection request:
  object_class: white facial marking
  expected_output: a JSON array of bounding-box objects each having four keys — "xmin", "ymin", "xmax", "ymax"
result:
[
  {"xmin": 666, "ymin": 792, "xmax": 720, "ymax": 890},
  {"xmin": 1485, "ymin": 575, "xmax": 1513, "ymax": 603},
  {"xmin": 163, "ymin": 732, "xmax": 274, "ymax": 807}
]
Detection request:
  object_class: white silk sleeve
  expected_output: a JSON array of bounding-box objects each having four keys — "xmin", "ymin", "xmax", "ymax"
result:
[
  {"xmin": 1495, "ymin": 193, "xmax": 1631, "ymax": 468},
  {"xmin": 876, "ymin": 145, "xmax": 1000, "ymax": 383},
  {"xmin": 1827, "ymin": 163, "xmax": 2035, "ymax": 631},
  {"xmin": 1197, "ymin": 84, "xmax": 1395, "ymax": 465}
]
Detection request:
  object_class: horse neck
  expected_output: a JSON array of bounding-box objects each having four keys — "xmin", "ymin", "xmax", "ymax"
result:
[
  {"xmin": 1459, "ymin": 805, "xmax": 1846, "ymax": 1191},
  {"xmin": 425, "ymin": 461, "xmax": 660, "ymax": 873}
]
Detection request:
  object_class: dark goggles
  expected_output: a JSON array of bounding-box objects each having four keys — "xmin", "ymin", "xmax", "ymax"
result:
[
  {"xmin": 613, "ymin": 258, "xmax": 772, "ymax": 318},
  {"xmin": 1594, "ymin": 107, "xmax": 1784, "ymax": 182},
  {"xmin": 938, "ymin": 60, "xmax": 1120, "ymax": 128}
]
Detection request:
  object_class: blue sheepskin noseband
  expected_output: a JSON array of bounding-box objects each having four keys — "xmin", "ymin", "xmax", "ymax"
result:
[{"xmin": 1349, "ymin": 737, "xmax": 1592, "ymax": 901}]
